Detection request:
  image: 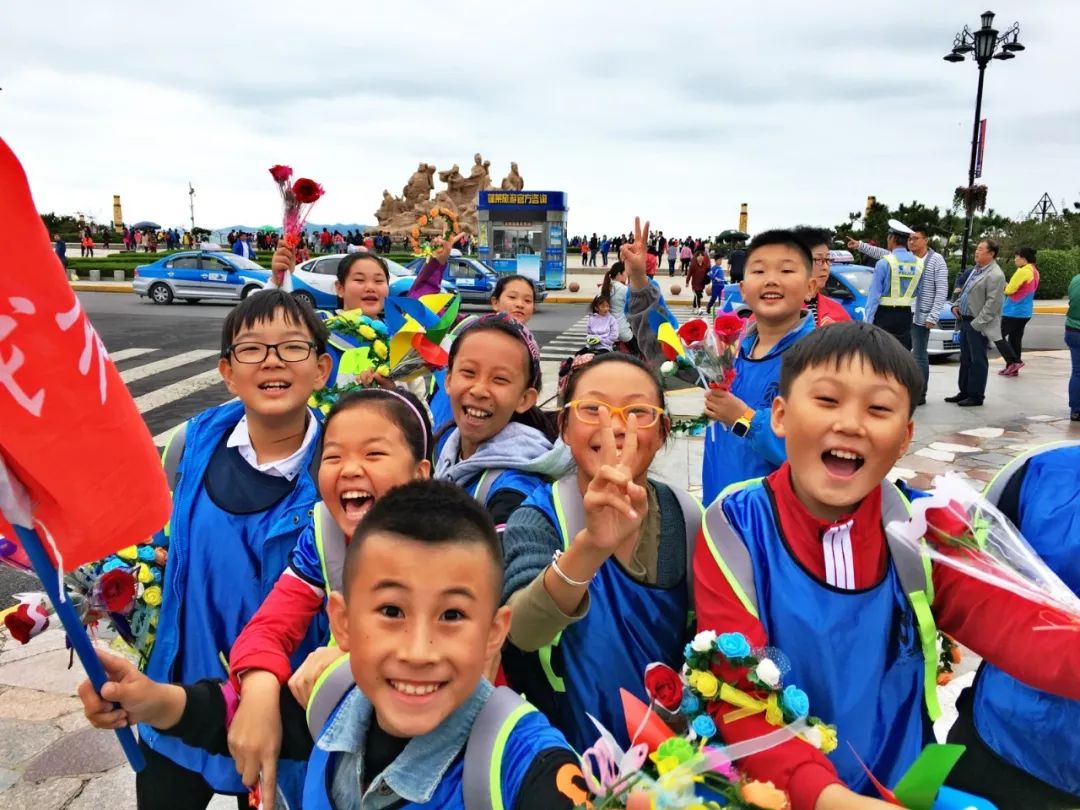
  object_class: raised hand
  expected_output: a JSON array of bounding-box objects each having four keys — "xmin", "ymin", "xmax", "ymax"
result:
[
  {"xmin": 579, "ymin": 409, "xmax": 648, "ymax": 555},
  {"xmin": 270, "ymin": 245, "xmax": 296, "ymax": 287},
  {"xmin": 433, "ymin": 231, "xmax": 467, "ymax": 265},
  {"xmin": 845, "ymin": 236, "xmax": 859, "ymax": 251},
  {"xmin": 622, "ymin": 216, "xmax": 651, "ymax": 284}
]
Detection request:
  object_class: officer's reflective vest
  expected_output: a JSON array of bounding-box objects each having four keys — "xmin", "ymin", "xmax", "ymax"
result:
[{"xmin": 879, "ymin": 253, "xmax": 925, "ymax": 307}]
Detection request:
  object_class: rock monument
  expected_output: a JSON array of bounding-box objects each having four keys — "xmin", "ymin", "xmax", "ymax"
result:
[
  {"xmin": 500, "ymin": 162, "xmax": 524, "ymax": 191},
  {"xmin": 374, "ymin": 155, "xmax": 524, "ymax": 237}
]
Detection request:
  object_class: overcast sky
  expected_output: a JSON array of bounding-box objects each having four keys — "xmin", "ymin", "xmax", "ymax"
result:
[{"xmin": 2, "ymin": 1, "xmax": 1077, "ymax": 236}]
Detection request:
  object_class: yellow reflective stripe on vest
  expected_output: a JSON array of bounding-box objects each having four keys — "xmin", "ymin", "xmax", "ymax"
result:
[
  {"xmin": 551, "ymin": 479, "xmax": 572, "ymax": 552},
  {"xmin": 910, "ymin": 590, "xmax": 941, "ymax": 721},
  {"xmin": 700, "ymin": 478, "xmax": 762, "ymax": 618},
  {"xmin": 489, "ymin": 704, "xmax": 536, "ymax": 810},
  {"xmin": 880, "ymin": 254, "xmax": 925, "ymax": 307}
]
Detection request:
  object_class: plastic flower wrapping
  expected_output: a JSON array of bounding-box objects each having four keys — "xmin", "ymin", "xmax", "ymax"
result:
[
  {"xmin": 573, "ymin": 629, "xmax": 842, "ymax": 810},
  {"xmin": 655, "ymin": 313, "xmax": 747, "ymax": 437},
  {"xmin": 2, "ymin": 541, "xmax": 166, "ymax": 667},
  {"xmin": 268, "ymin": 163, "xmax": 324, "ymax": 287},
  {"xmin": 309, "ymin": 293, "xmax": 462, "ymax": 412},
  {"xmin": 885, "ymin": 472, "xmax": 1080, "ymax": 630}
]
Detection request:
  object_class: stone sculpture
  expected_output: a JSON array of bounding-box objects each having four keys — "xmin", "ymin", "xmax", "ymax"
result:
[{"xmin": 500, "ymin": 162, "xmax": 524, "ymax": 191}]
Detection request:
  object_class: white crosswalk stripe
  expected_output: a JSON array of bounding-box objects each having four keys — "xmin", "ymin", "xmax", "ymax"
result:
[
  {"xmin": 108, "ymin": 347, "xmax": 157, "ymax": 363},
  {"xmin": 132, "ymin": 369, "xmax": 223, "ymax": 413},
  {"xmin": 120, "ymin": 350, "xmax": 220, "ymax": 383}
]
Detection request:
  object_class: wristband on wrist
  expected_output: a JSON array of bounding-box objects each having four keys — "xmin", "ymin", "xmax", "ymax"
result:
[
  {"xmin": 731, "ymin": 407, "xmax": 755, "ymax": 438},
  {"xmin": 551, "ymin": 550, "xmax": 593, "ymax": 588}
]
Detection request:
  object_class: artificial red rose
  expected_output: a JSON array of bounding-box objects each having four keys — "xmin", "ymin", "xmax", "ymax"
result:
[
  {"xmin": 291, "ymin": 178, "xmax": 324, "ymax": 204},
  {"xmin": 713, "ymin": 313, "xmax": 745, "ymax": 343},
  {"xmin": 268, "ymin": 164, "xmax": 293, "ymax": 184},
  {"xmin": 99, "ymin": 569, "xmax": 137, "ymax": 613},
  {"xmin": 677, "ymin": 319, "xmax": 708, "ymax": 346},
  {"xmin": 924, "ymin": 500, "xmax": 974, "ymax": 545},
  {"xmin": 722, "ymin": 367, "xmax": 737, "ymax": 387},
  {"xmin": 4, "ymin": 601, "xmax": 49, "ymax": 644},
  {"xmin": 643, "ymin": 662, "xmax": 683, "ymax": 712}
]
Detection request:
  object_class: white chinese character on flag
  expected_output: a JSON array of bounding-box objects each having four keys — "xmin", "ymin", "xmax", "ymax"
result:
[{"xmin": 0, "ymin": 297, "xmax": 45, "ymax": 417}]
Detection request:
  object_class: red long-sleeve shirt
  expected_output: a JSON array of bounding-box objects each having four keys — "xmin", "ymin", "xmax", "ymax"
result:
[{"xmin": 694, "ymin": 463, "xmax": 1080, "ymax": 810}]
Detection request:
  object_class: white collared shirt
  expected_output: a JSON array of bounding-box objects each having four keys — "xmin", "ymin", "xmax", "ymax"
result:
[{"xmin": 226, "ymin": 414, "xmax": 318, "ymax": 481}]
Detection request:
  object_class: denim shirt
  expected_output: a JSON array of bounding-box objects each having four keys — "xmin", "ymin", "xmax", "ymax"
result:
[{"xmin": 320, "ymin": 679, "xmax": 495, "ymax": 809}]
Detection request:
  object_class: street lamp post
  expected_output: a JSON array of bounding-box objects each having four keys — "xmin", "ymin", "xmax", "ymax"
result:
[{"xmin": 944, "ymin": 10, "xmax": 1024, "ymax": 270}]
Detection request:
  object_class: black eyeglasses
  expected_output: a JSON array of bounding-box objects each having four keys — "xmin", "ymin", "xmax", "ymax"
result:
[{"xmin": 227, "ymin": 341, "xmax": 317, "ymax": 364}]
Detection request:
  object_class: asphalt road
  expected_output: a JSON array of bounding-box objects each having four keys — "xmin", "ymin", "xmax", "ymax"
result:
[{"xmin": 0, "ymin": 295, "xmax": 1069, "ymax": 607}]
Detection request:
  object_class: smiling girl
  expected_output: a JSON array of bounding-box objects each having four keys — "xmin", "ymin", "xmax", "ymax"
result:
[
  {"xmin": 499, "ymin": 353, "xmax": 702, "ymax": 751},
  {"xmin": 434, "ymin": 314, "xmax": 570, "ymax": 528},
  {"xmin": 225, "ymin": 388, "xmax": 432, "ymax": 791}
]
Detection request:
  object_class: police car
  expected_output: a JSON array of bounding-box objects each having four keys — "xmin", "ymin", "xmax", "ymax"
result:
[
  {"xmin": 133, "ymin": 251, "xmax": 269, "ymax": 304},
  {"xmin": 287, "ymin": 253, "xmax": 453, "ymax": 310},
  {"xmin": 404, "ymin": 255, "xmax": 548, "ymax": 306}
]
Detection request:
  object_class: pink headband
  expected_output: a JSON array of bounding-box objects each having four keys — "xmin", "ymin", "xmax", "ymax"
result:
[{"xmin": 374, "ymin": 388, "xmax": 430, "ymax": 460}]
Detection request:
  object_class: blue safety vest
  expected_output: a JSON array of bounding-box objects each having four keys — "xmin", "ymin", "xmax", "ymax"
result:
[
  {"xmin": 702, "ymin": 315, "xmax": 815, "ymax": 506},
  {"xmin": 699, "ymin": 478, "xmax": 937, "ymax": 794},
  {"xmin": 975, "ymin": 442, "xmax": 1080, "ymax": 797},
  {"xmin": 525, "ymin": 476, "xmax": 702, "ymax": 752},
  {"xmin": 141, "ymin": 400, "xmax": 321, "ymax": 803},
  {"xmin": 302, "ymin": 659, "xmax": 568, "ymax": 809}
]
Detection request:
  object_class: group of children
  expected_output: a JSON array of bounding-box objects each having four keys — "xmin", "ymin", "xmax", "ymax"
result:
[{"xmin": 76, "ymin": 221, "xmax": 1079, "ymax": 810}]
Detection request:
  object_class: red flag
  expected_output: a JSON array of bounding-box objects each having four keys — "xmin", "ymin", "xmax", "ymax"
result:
[{"xmin": 0, "ymin": 137, "xmax": 171, "ymax": 567}]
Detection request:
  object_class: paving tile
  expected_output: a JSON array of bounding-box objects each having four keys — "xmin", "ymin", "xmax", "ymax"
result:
[
  {"xmin": 0, "ymin": 767, "xmax": 18, "ymax": 791},
  {"xmin": 0, "ymin": 649, "xmax": 86, "ymax": 696},
  {"xmin": 964, "ymin": 468, "xmax": 996, "ymax": 483},
  {"xmin": 0, "ymin": 688, "xmax": 83, "ymax": 722},
  {"xmin": 914, "ymin": 448, "xmax": 954, "ymax": 462},
  {"xmin": 0, "ymin": 719, "xmax": 63, "ymax": 768},
  {"xmin": 959, "ymin": 427, "xmax": 1005, "ymax": 439},
  {"xmin": 889, "ymin": 467, "xmax": 917, "ymax": 480},
  {"xmin": 971, "ymin": 452, "xmax": 1016, "ymax": 466},
  {"xmin": 65, "ymin": 765, "xmax": 135, "ymax": 810},
  {"xmin": 54, "ymin": 711, "xmax": 90, "ymax": 734},
  {"xmin": 0, "ymin": 776, "xmax": 83, "ymax": 810},
  {"xmin": 22, "ymin": 727, "xmax": 124, "ymax": 782},
  {"xmin": 935, "ymin": 433, "xmax": 984, "ymax": 447},
  {"xmin": 927, "ymin": 442, "xmax": 981, "ymax": 454},
  {"xmin": 0, "ymin": 629, "xmax": 69, "ymax": 667},
  {"xmin": 1026, "ymin": 415, "xmax": 1060, "ymax": 422}
]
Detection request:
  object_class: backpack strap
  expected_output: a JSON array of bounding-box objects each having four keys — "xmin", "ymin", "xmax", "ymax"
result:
[
  {"xmin": 699, "ymin": 478, "xmax": 763, "ymax": 618},
  {"xmin": 473, "ymin": 470, "xmax": 506, "ymax": 507},
  {"xmin": 314, "ymin": 502, "xmax": 348, "ymax": 595},
  {"xmin": 881, "ymin": 481, "xmax": 940, "ymax": 721},
  {"xmin": 462, "ymin": 687, "xmax": 536, "ymax": 810},
  {"xmin": 653, "ymin": 482, "xmax": 703, "ymax": 602},
  {"xmin": 983, "ymin": 440, "xmax": 1080, "ymax": 507},
  {"xmin": 305, "ymin": 653, "xmax": 355, "ymax": 741},
  {"xmin": 161, "ymin": 422, "xmax": 188, "ymax": 491},
  {"xmin": 551, "ymin": 476, "xmax": 586, "ymax": 550}
]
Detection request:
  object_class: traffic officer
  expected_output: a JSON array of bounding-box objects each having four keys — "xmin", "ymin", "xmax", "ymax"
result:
[{"xmin": 858, "ymin": 219, "xmax": 924, "ymax": 350}]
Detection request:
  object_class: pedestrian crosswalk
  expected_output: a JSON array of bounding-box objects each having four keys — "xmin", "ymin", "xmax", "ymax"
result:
[
  {"xmin": 107, "ymin": 345, "xmax": 229, "ymax": 446},
  {"xmin": 537, "ymin": 306, "xmax": 702, "ymax": 363}
]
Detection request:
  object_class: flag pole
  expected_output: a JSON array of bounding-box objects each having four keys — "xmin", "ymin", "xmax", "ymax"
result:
[{"xmin": 12, "ymin": 523, "xmax": 145, "ymax": 771}]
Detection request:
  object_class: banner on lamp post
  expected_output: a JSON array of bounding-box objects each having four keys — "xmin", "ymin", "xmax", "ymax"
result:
[{"xmin": 975, "ymin": 118, "xmax": 988, "ymax": 179}]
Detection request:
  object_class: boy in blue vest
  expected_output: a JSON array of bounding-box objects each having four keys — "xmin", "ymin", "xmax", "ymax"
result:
[
  {"xmin": 945, "ymin": 442, "xmax": 1080, "ymax": 809},
  {"xmin": 701, "ymin": 229, "xmax": 817, "ymax": 505},
  {"xmin": 79, "ymin": 481, "xmax": 583, "ymax": 810},
  {"xmin": 693, "ymin": 322, "xmax": 1080, "ymax": 810},
  {"xmin": 138, "ymin": 288, "xmax": 333, "ymax": 809}
]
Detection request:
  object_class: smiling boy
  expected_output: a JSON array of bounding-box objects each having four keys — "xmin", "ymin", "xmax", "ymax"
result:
[
  {"xmin": 139, "ymin": 289, "xmax": 332, "ymax": 809},
  {"xmin": 693, "ymin": 322, "xmax": 1080, "ymax": 810},
  {"xmin": 701, "ymin": 229, "xmax": 818, "ymax": 505},
  {"xmin": 79, "ymin": 481, "xmax": 583, "ymax": 810}
]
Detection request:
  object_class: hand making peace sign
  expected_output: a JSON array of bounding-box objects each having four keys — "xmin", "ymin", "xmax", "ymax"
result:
[
  {"xmin": 620, "ymin": 216, "xmax": 651, "ymax": 285},
  {"xmin": 579, "ymin": 408, "xmax": 649, "ymax": 556}
]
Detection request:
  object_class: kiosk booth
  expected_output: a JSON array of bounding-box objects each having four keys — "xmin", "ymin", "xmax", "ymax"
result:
[{"xmin": 476, "ymin": 190, "xmax": 568, "ymax": 290}]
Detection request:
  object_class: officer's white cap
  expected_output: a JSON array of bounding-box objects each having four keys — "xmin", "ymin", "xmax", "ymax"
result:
[{"xmin": 887, "ymin": 219, "xmax": 914, "ymax": 236}]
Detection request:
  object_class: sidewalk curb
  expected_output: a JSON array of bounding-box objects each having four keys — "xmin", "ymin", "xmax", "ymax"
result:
[
  {"xmin": 71, "ymin": 282, "xmax": 134, "ymax": 293},
  {"xmin": 1033, "ymin": 304, "xmax": 1067, "ymax": 314}
]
